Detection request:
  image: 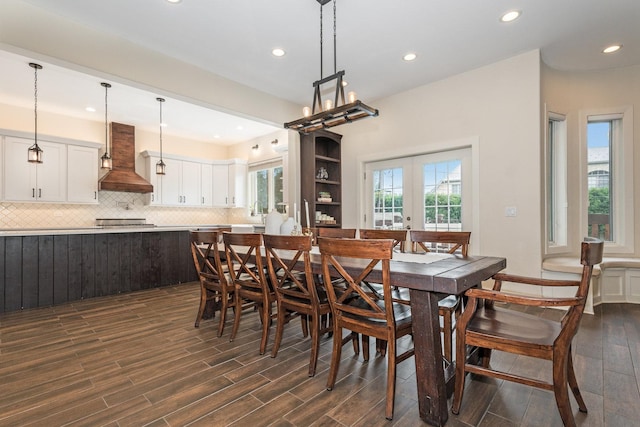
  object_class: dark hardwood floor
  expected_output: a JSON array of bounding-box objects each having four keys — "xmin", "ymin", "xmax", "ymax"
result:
[{"xmin": 1, "ymin": 283, "xmax": 639, "ymax": 426}]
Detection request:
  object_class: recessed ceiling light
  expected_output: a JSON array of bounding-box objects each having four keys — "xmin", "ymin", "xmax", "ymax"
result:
[
  {"xmin": 166, "ymin": 0, "xmax": 182, "ymax": 4},
  {"xmin": 272, "ymin": 48, "xmax": 286, "ymax": 57},
  {"xmin": 500, "ymin": 10, "xmax": 521, "ymax": 23},
  {"xmin": 214, "ymin": 134, "xmax": 221, "ymax": 139},
  {"xmin": 603, "ymin": 44, "xmax": 622, "ymax": 54},
  {"xmin": 236, "ymin": 125, "xmax": 243, "ymax": 131},
  {"xmin": 403, "ymin": 53, "xmax": 417, "ymax": 62},
  {"xmin": 85, "ymin": 106, "xmax": 96, "ymax": 112},
  {"xmin": 160, "ymin": 123, "xmax": 168, "ymax": 128}
]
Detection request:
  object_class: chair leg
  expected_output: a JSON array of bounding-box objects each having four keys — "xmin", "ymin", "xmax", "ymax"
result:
[
  {"xmin": 259, "ymin": 301, "xmax": 272, "ymax": 355},
  {"xmin": 271, "ymin": 303, "xmax": 285, "ymax": 358},
  {"xmin": 327, "ymin": 326, "xmax": 343, "ymax": 391},
  {"xmin": 442, "ymin": 309, "xmax": 453, "ymax": 364},
  {"xmin": 308, "ymin": 313, "xmax": 321, "ymax": 377},
  {"xmin": 217, "ymin": 292, "xmax": 229, "ymax": 337},
  {"xmin": 552, "ymin": 350, "xmax": 576, "ymax": 427},
  {"xmin": 451, "ymin": 328, "xmax": 467, "ymax": 415},
  {"xmin": 385, "ymin": 336, "xmax": 397, "ymax": 420},
  {"xmin": 194, "ymin": 285, "xmax": 207, "ymax": 328},
  {"xmin": 300, "ymin": 314, "xmax": 309, "ymax": 338},
  {"xmin": 567, "ymin": 346, "xmax": 588, "ymax": 413},
  {"xmin": 362, "ymin": 335, "xmax": 370, "ymax": 362},
  {"xmin": 229, "ymin": 290, "xmax": 242, "ymax": 342}
]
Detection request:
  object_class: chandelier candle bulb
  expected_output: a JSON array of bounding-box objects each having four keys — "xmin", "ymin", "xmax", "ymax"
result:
[
  {"xmin": 347, "ymin": 91, "xmax": 357, "ymax": 103},
  {"xmin": 303, "ymin": 106, "xmax": 312, "ymax": 117},
  {"xmin": 324, "ymin": 99, "xmax": 333, "ymax": 111}
]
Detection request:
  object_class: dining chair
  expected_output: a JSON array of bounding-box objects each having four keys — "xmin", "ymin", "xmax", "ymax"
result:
[
  {"xmin": 452, "ymin": 238, "xmax": 603, "ymax": 427},
  {"xmin": 409, "ymin": 230, "xmax": 471, "ymax": 364},
  {"xmin": 190, "ymin": 230, "xmax": 234, "ymax": 336},
  {"xmin": 319, "ymin": 237, "xmax": 414, "ymax": 420},
  {"xmin": 317, "ymin": 227, "xmax": 357, "ymax": 238},
  {"xmin": 223, "ymin": 232, "xmax": 275, "ymax": 355},
  {"xmin": 359, "ymin": 229, "xmax": 407, "ymax": 253},
  {"xmin": 263, "ymin": 234, "xmax": 331, "ymax": 376}
]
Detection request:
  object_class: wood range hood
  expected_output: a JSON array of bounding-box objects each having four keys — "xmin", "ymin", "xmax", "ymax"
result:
[{"xmin": 98, "ymin": 122, "xmax": 153, "ymax": 193}]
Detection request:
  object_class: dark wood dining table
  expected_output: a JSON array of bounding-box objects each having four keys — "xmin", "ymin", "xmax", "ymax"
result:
[{"xmin": 216, "ymin": 240, "xmax": 506, "ymax": 426}]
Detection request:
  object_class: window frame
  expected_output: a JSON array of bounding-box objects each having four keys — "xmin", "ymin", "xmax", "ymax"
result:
[
  {"xmin": 580, "ymin": 106, "xmax": 634, "ymax": 254},
  {"xmin": 544, "ymin": 110, "xmax": 568, "ymax": 254},
  {"xmin": 248, "ymin": 157, "xmax": 285, "ymax": 216}
]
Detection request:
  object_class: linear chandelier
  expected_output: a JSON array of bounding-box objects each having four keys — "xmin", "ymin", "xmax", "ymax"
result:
[{"xmin": 284, "ymin": 0, "xmax": 378, "ymax": 133}]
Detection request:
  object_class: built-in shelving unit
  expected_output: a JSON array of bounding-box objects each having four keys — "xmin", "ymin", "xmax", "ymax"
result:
[{"xmin": 300, "ymin": 129, "xmax": 342, "ymax": 228}]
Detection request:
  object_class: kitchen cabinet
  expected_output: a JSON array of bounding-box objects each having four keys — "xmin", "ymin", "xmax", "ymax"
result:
[
  {"xmin": 3, "ymin": 136, "xmax": 67, "ymax": 202},
  {"xmin": 143, "ymin": 155, "xmax": 201, "ymax": 206},
  {"xmin": 67, "ymin": 145, "xmax": 99, "ymax": 203},
  {"xmin": 229, "ymin": 162, "xmax": 247, "ymax": 207},
  {"xmin": 212, "ymin": 164, "xmax": 230, "ymax": 207},
  {"xmin": 201, "ymin": 163, "xmax": 213, "ymax": 206},
  {"xmin": 300, "ymin": 129, "xmax": 342, "ymax": 228}
]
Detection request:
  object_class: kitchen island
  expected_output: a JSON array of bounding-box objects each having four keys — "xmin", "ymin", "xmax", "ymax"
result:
[{"xmin": 0, "ymin": 225, "xmax": 260, "ymax": 314}]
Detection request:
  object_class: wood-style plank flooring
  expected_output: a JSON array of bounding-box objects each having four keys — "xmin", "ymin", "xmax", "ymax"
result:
[{"xmin": 1, "ymin": 283, "xmax": 639, "ymax": 426}]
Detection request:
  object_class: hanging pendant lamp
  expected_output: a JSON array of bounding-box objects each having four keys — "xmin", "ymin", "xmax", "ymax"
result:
[
  {"xmin": 155, "ymin": 97, "xmax": 166, "ymax": 175},
  {"xmin": 284, "ymin": 0, "xmax": 378, "ymax": 133},
  {"xmin": 100, "ymin": 82, "xmax": 112, "ymax": 169},
  {"xmin": 27, "ymin": 63, "xmax": 44, "ymax": 163}
]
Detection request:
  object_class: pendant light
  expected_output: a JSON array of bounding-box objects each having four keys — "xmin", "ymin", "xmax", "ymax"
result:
[
  {"xmin": 100, "ymin": 82, "xmax": 112, "ymax": 169},
  {"xmin": 155, "ymin": 97, "xmax": 166, "ymax": 175},
  {"xmin": 27, "ymin": 63, "xmax": 43, "ymax": 163},
  {"xmin": 284, "ymin": 0, "xmax": 378, "ymax": 133}
]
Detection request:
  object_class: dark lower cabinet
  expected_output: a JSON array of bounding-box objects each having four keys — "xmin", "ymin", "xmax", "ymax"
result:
[{"xmin": 0, "ymin": 230, "xmax": 197, "ymax": 313}]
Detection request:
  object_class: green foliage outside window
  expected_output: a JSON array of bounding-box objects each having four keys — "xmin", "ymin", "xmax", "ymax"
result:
[{"xmin": 588, "ymin": 187, "xmax": 609, "ymax": 214}]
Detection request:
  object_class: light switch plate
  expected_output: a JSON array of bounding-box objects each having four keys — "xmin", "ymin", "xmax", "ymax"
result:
[{"xmin": 505, "ymin": 206, "xmax": 517, "ymax": 217}]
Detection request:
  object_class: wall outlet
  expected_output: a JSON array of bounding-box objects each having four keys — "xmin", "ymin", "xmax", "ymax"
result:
[{"xmin": 505, "ymin": 206, "xmax": 517, "ymax": 217}]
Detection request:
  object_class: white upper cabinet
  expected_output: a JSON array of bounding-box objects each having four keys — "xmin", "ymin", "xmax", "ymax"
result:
[
  {"xmin": 201, "ymin": 163, "xmax": 213, "ymax": 207},
  {"xmin": 3, "ymin": 136, "xmax": 67, "ymax": 202},
  {"xmin": 212, "ymin": 163, "xmax": 230, "ymax": 207},
  {"xmin": 229, "ymin": 162, "xmax": 247, "ymax": 208},
  {"xmin": 67, "ymin": 145, "xmax": 99, "ymax": 203}
]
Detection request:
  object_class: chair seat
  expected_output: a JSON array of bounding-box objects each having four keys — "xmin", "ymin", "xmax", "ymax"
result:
[
  {"xmin": 344, "ymin": 297, "xmax": 412, "ymax": 326},
  {"xmin": 467, "ymin": 306, "xmax": 560, "ymax": 350}
]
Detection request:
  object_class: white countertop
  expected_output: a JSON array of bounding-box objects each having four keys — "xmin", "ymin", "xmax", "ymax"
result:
[{"xmin": 0, "ymin": 224, "xmax": 263, "ymax": 236}]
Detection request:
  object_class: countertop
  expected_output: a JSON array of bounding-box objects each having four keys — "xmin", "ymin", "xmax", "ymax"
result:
[{"xmin": 0, "ymin": 224, "xmax": 265, "ymax": 237}]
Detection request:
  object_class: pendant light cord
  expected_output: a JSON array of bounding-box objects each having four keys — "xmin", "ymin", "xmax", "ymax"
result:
[
  {"xmin": 319, "ymin": 0, "xmax": 338, "ymax": 78},
  {"xmin": 104, "ymin": 84, "xmax": 109, "ymax": 155},
  {"xmin": 33, "ymin": 64, "xmax": 38, "ymax": 146},
  {"xmin": 158, "ymin": 98, "xmax": 164, "ymax": 161}
]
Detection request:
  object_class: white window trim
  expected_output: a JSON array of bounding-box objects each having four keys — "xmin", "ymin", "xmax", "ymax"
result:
[
  {"xmin": 580, "ymin": 106, "xmax": 634, "ymax": 254},
  {"xmin": 248, "ymin": 156, "xmax": 285, "ymax": 215},
  {"xmin": 544, "ymin": 110, "xmax": 568, "ymax": 254}
]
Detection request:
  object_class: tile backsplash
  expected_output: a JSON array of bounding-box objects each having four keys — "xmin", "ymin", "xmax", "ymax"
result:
[{"xmin": 0, "ymin": 191, "xmax": 258, "ymax": 229}]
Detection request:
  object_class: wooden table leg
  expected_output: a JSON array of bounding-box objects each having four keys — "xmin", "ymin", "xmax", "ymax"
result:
[{"xmin": 410, "ymin": 289, "xmax": 448, "ymax": 426}]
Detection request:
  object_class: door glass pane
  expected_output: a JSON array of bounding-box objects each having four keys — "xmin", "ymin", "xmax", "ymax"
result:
[
  {"xmin": 273, "ymin": 166, "xmax": 285, "ymax": 213},
  {"xmin": 372, "ymin": 167, "xmax": 404, "ymax": 229},
  {"xmin": 423, "ymin": 159, "xmax": 462, "ymax": 231}
]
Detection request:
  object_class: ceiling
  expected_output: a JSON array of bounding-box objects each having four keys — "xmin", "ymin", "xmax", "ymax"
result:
[{"xmin": 2, "ymin": 0, "xmax": 639, "ymax": 144}]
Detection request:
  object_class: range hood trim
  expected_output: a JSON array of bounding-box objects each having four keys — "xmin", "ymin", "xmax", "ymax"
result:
[{"xmin": 98, "ymin": 122, "xmax": 154, "ymax": 194}]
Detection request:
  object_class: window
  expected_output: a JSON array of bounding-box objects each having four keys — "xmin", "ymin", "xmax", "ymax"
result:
[
  {"xmin": 372, "ymin": 166, "xmax": 404, "ymax": 229},
  {"xmin": 422, "ymin": 159, "xmax": 462, "ymax": 231},
  {"xmin": 582, "ymin": 107, "xmax": 634, "ymax": 252},
  {"xmin": 546, "ymin": 112, "xmax": 568, "ymax": 249},
  {"xmin": 248, "ymin": 159, "xmax": 284, "ymax": 215}
]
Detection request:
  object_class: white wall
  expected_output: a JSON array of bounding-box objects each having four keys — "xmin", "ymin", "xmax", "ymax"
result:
[{"xmin": 339, "ymin": 50, "xmax": 543, "ymax": 276}]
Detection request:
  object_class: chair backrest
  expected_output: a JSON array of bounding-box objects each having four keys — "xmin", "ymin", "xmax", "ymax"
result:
[
  {"xmin": 190, "ymin": 230, "xmax": 226, "ymax": 284},
  {"xmin": 359, "ymin": 229, "xmax": 407, "ymax": 253},
  {"xmin": 578, "ymin": 237, "xmax": 604, "ymax": 299},
  {"xmin": 223, "ymin": 232, "xmax": 269, "ymax": 295},
  {"xmin": 409, "ymin": 230, "xmax": 471, "ymax": 256},
  {"xmin": 319, "ymin": 237, "xmax": 395, "ymax": 323},
  {"xmin": 263, "ymin": 234, "xmax": 318, "ymax": 306},
  {"xmin": 317, "ymin": 228, "xmax": 357, "ymax": 238}
]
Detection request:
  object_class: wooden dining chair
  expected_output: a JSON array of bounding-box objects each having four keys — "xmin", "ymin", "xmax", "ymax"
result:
[
  {"xmin": 317, "ymin": 227, "xmax": 357, "ymax": 238},
  {"xmin": 190, "ymin": 230, "xmax": 234, "ymax": 335},
  {"xmin": 319, "ymin": 237, "xmax": 415, "ymax": 420},
  {"xmin": 452, "ymin": 238, "xmax": 603, "ymax": 427},
  {"xmin": 223, "ymin": 232, "xmax": 275, "ymax": 355},
  {"xmin": 409, "ymin": 230, "xmax": 471, "ymax": 364},
  {"xmin": 263, "ymin": 234, "xmax": 331, "ymax": 376},
  {"xmin": 359, "ymin": 229, "xmax": 407, "ymax": 253}
]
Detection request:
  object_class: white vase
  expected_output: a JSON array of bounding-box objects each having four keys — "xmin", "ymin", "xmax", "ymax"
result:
[
  {"xmin": 265, "ymin": 209, "xmax": 284, "ymax": 235},
  {"xmin": 279, "ymin": 217, "xmax": 299, "ymax": 235}
]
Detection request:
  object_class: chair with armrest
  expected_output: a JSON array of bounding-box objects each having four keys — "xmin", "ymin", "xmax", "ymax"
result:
[
  {"xmin": 190, "ymin": 230, "xmax": 234, "ymax": 335},
  {"xmin": 319, "ymin": 237, "xmax": 414, "ymax": 420},
  {"xmin": 409, "ymin": 230, "xmax": 471, "ymax": 364},
  {"xmin": 263, "ymin": 234, "xmax": 331, "ymax": 376},
  {"xmin": 223, "ymin": 232, "xmax": 275, "ymax": 355},
  {"xmin": 452, "ymin": 238, "xmax": 604, "ymax": 427}
]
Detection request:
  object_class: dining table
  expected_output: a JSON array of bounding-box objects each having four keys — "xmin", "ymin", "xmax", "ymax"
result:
[{"xmin": 214, "ymin": 238, "xmax": 506, "ymax": 426}]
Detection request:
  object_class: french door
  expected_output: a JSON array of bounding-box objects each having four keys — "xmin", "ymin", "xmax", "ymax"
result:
[{"xmin": 364, "ymin": 148, "xmax": 471, "ymax": 232}]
